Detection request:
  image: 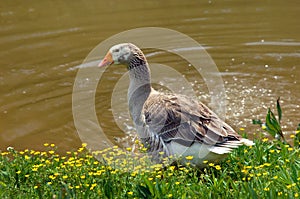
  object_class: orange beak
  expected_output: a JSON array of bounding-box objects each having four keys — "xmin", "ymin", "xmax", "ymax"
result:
[{"xmin": 98, "ymin": 52, "xmax": 114, "ymax": 67}]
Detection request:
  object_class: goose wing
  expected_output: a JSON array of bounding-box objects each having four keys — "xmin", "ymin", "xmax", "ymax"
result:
[{"xmin": 143, "ymin": 92, "xmax": 242, "ymax": 148}]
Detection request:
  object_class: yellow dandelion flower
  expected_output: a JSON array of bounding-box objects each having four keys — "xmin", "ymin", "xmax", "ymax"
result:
[
  {"xmin": 82, "ymin": 143, "xmax": 87, "ymax": 147},
  {"xmin": 257, "ymin": 173, "xmax": 262, "ymax": 177},
  {"xmin": 288, "ymin": 147, "xmax": 293, "ymax": 151},
  {"xmin": 90, "ymin": 184, "xmax": 96, "ymax": 190},
  {"xmin": 111, "ymin": 170, "xmax": 117, "ymax": 174},
  {"xmin": 273, "ymin": 176, "xmax": 278, "ymax": 179},
  {"xmin": 276, "ymin": 149, "xmax": 280, "ymax": 153},
  {"xmin": 34, "ymin": 185, "xmax": 38, "ymax": 189},
  {"xmin": 49, "ymin": 175, "xmax": 56, "ymax": 180},
  {"xmin": 16, "ymin": 170, "xmax": 21, "ymax": 174},
  {"xmin": 175, "ymin": 182, "xmax": 180, "ymax": 185},
  {"xmin": 25, "ymin": 174, "xmax": 29, "ymax": 178},
  {"xmin": 62, "ymin": 175, "xmax": 68, "ymax": 179},
  {"xmin": 295, "ymin": 193, "xmax": 299, "ymax": 198},
  {"xmin": 141, "ymin": 147, "xmax": 148, "ymax": 152},
  {"xmin": 32, "ymin": 168, "xmax": 38, "ymax": 172},
  {"xmin": 215, "ymin": 165, "xmax": 221, "ymax": 170},
  {"xmin": 290, "ymin": 134, "xmax": 295, "ymax": 138},
  {"xmin": 262, "ymin": 138, "xmax": 268, "ymax": 142},
  {"xmin": 44, "ymin": 143, "xmax": 49, "ymax": 147},
  {"xmin": 239, "ymin": 128, "xmax": 245, "ymax": 131},
  {"xmin": 185, "ymin": 156, "xmax": 193, "ymax": 160},
  {"xmin": 80, "ymin": 175, "xmax": 85, "ymax": 179},
  {"xmin": 48, "ymin": 150, "xmax": 55, "ymax": 155},
  {"xmin": 208, "ymin": 163, "xmax": 214, "ymax": 167},
  {"xmin": 75, "ymin": 185, "xmax": 80, "ymax": 189},
  {"xmin": 264, "ymin": 163, "xmax": 271, "ymax": 167},
  {"xmin": 168, "ymin": 194, "xmax": 173, "ymax": 198},
  {"xmin": 203, "ymin": 160, "xmax": 208, "ymax": 164},
  {"xmin": 269, "ymin": 149, "xmax": 275, "ymax": 153},
  {"xmin": 50, "ymin": 143, "xmax": 55, "ymax": 147},
  {"xmin": 47, "ymin": 182, "xmax": 52, "ymax": 185},
  {"xmin": 278, "ymin": 192, "xmax": 283, "ymax": 196},
  {"xmin": 131, "ymin": 172, "xmax": 137, "ymax": 177},
  {"xmin": 126, "ymin": 147, "xmax": 132, "ymax": 151},
  {"xmin": 264, "ymin": 187, "xmax": 269, "ymax": 191},
  {"xmin": 263, "ymin": 172, "xmax": 268, "ymax": 176},
  {"xmin": 127, "ymin": 191, "xmax": 133, "ymax": 195}
]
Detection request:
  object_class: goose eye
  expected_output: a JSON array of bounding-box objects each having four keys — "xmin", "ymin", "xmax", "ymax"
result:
[{"xmin": 114, "ymin": 49, "xmax": 119, "ymax": 53}]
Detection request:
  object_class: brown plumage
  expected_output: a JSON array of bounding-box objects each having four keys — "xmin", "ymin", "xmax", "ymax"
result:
[{"xmin": 99, "ymin": 43, "xmax": 254, "ymax": 167}]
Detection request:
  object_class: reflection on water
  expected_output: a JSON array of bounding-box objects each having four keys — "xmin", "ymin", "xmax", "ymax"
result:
[{"xmin": 0, "ymin": 0, "xmax": 299, "ymax": 152}]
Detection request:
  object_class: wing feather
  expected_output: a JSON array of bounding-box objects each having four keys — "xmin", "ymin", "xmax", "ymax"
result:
[{"xmin": 143, "ymin": 92, "xmax": 241, "ymax": 147}]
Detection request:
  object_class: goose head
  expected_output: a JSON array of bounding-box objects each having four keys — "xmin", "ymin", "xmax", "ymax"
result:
[{"xmin": 98, "ymin": 43, "xmax": 147, "ymax": 69}]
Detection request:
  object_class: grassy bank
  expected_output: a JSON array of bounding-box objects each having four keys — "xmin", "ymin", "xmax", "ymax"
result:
[{"xmin": 0, "ymin": 131, "xmax": 299, "ymax": 199}]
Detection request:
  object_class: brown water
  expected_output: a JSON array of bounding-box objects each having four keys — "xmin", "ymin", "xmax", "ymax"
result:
[{"xmin": 1, "ymin": 0, "xmax": 299, "ymax": 152}]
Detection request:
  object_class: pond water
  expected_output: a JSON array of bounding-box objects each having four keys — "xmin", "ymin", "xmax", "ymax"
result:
[{"xmin": 1, "ymin": 0, "xmax": 299, "ymax": 152}]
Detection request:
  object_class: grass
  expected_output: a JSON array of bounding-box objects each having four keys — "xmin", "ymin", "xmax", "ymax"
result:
[
  {"xmin": 1, "ymin": 99, "xmax": 299, "ymax": 198},
  {"xmin": 0, "ymin": 131, "xmax": 300, "ymax": 199}
]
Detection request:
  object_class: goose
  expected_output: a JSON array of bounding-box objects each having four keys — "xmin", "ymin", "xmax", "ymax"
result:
[{"xmin": 98, "ymin": 43, "xmax": 254, "ymax": 168}]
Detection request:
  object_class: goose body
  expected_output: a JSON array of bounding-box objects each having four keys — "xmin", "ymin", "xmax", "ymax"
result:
[{"xmin": 99, "ymin": 43, "xmax": 254, "ymax": 167}]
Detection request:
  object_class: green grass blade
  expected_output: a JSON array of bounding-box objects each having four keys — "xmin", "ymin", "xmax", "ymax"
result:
[
  {"xmin": 265, "ymin": 109, "xmax": 277, "ymax": 138},
  {"xmin": 276, "ymin": 97, "xmax": 282, "ymax": 124}
]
